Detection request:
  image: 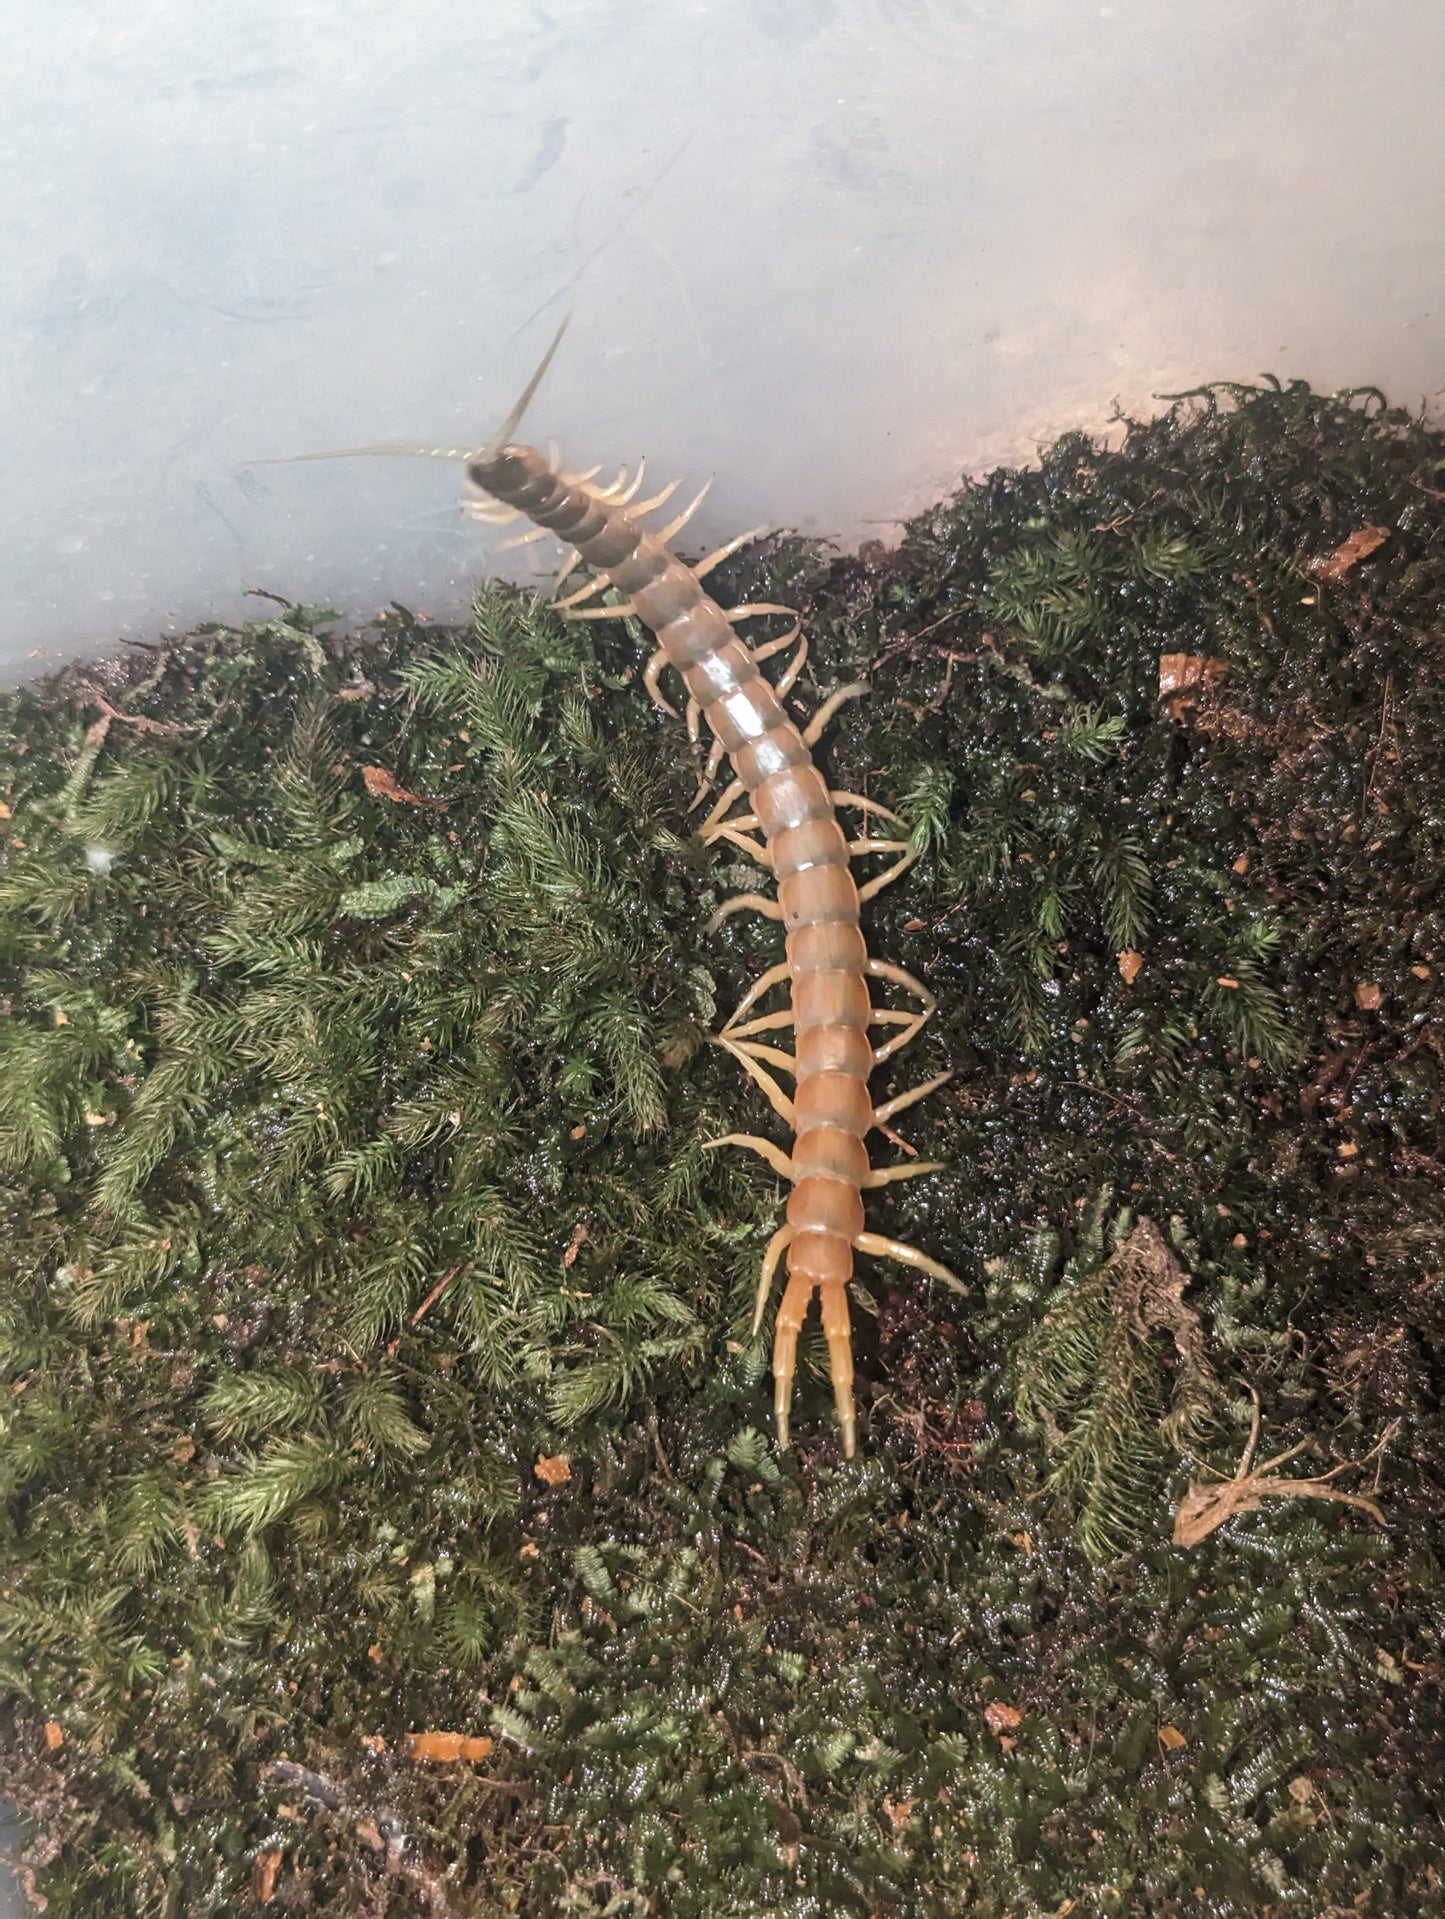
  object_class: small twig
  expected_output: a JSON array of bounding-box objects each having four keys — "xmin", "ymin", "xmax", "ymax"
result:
[
  {"xmin": 75, "ymin": 682, "xmax": 194, "ymax": 749},
  {"xmin": 410, "ymin": 1263, "xmax": 465, "ymax": 1328},
  {"xmin": 1173, "ymin": 1392, "xmax": 1400, "ymax": 1546},
  {"xmin": 741, "ymin": 1746, "xmax": 810, "ymax": 1812}
]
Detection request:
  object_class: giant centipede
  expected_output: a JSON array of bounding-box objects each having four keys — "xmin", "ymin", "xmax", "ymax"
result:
[
  {"xmin": 261, "ymin": 340, "xmax": 959, "ymax": 1454},
  {"xmin": 460, "ymin": 437, "xmax": 960, "ymax": 1456}
]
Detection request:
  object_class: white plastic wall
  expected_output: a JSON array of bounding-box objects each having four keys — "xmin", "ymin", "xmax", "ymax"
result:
[{"xmin": 3, "ymin": 0, "xmax": 1442, "ymax": 685}]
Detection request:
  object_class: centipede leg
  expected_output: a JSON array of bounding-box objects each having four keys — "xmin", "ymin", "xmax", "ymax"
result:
[
  {"xmin": 772, "ymin": 1269, "xmax": 816, "ymax": 1451},
  {"xmin": 803, "ymin": 683, "xmax": 870, "ymax": 747},
  {"xmin": 708, "ymin": 825, "xmax": 772, "ymax": 865},
  {"xmin": 818, "ymin": 1277, "xmax": 857, "ymax": 1458},
  {"xmin": 726, "ymin": 602, "xmax": 797, "ymax": 627},
  {"xmin": 722, "ymin": 961, "xmax": 793, "ymax": 1031},
  {"xmin": 860, "ymin": 1160, "xmax": 946, "ymax": 1187},
  {"xmin": 706, "ymin": 891, "xmax": 784, "ymax": 930},
  {"xmin": 752, "ymin": 1221, "xmax": 795, "ymax": 1335},
  {"xmin": 830, "ymin": 791, "xmax": 906, "ymax": 828},
  {"xmin": 652, "ymin": 478, "xmax": 710, "ymax": 542},
  {"xmin": 643, "ymin": 648, "xmax": 680, "ymax": 718},
  {"xmin": 872, "ymin": 1069, "xmax": 955, "ymax": 1127},
  {"xmin": 865, "ymin": 958, "xmax": 937, "ymax": 1065},
  {"xmin": 728, "ymin": 1037, "xmax": 797, "ymax": 1076},
  {"xmin": 857, "ymin": 849, "xmax": 918, "ymax": 903},
  {"xmin": 694, "ymin": 525, "xmax": 769, "ymax": 581},
  {"xmin": 853, "ymin": 1231, "xmax": 963, "ymax": 1292},
  {"xmin": 846, "ymin": 836, "xmax": 912, "ymax": 860},
  {"xmin": 698, "ymin": 777, "xmax": 746, "ymax": 828},
  {"xmin": 723, "ymin": 1008, "xmax": 795, "ymax": 1040},
  {"xmin": 866, "ymin": 957, "xmax": 934, "ymax": 1006},
  {"xmin": 631, "ymin": 476, "xmax": 684, "ymax": 518},
  {"xmin": 554, "ymin": 571, "xmax": 610, "ymax": 610},
  {"xmin": 715, "ymin": 1037, "xmax": 796, "ymax": 1125},
  {"xmin": 703, "ymin": 1132, "xmax": 795, "ymax": 1180}
]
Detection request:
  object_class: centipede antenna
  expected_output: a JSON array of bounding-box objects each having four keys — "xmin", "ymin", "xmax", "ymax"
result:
[
  {"xmin": 244, "ymin": 441, "xmax": 480, "ymax": 468},
  {"xmin": 479, "ymin": 311, "xmax": 573, "ymax": 460},
  {"xmin": 244, "ymin": 312, "xmax": 571, "ymax": 480}
]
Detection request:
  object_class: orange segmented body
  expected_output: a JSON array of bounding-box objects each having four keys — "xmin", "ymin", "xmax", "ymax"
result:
[{"xmin": 466, "ymin": 442, "xmax": 959, "ymax": 1456}]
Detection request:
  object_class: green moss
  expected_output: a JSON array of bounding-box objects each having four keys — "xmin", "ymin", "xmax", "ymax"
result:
[{"xmin": 2, "ymin": 381, "xmax": 1443, "ymax": 1914}]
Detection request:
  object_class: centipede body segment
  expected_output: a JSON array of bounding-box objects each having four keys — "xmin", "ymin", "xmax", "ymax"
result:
[{"xmin": 465, "ymin": 441, "xmax": 958, "ymax": 1456}]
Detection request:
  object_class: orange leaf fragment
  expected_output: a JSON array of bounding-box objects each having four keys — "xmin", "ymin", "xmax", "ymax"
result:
[
  {"xmin": 253, "ymin": 1848, "xmax": 283, "ymax": 1904},
  {"xmin": 534, "ymin": 1453, "xmax": 572, "ymax": 1486},
  {"xmin": 1158, "ymin": 653, "xmax": 1227, "ymax": 719},
  {"xmin": 43, "ymin": 1721, "xmax": 64, "ymax": 1750},
  {"xmin": 361, "ymin": 765, "xmax": 445, "ymax": 810},
  {"xmin": 1309, "ymin": 525, "xmax": 1389, "ymax": 581},
  {"xmin": 1158, "ymin": 653, "xmax": 1227, "ymax": 698},
  {"xmin": 1354, "ymin": 982, "xmax": 1382, "ymax": 1011},
  {"xmin": 983, "ymin": 1701, "xmax": 1023, "ymax": 1736},
  {"xmin": 403, "ymin": 1731, "xmax": 494, "ymax": 1764},
  {"xmin": 1117, "ymin": 949, "xmax": 1144, "ymax": 986},
  {"xmin": 882, "ymin": 1795, "xmax": 917, "ymax": 1830},
  {"xmin": 1158, "ymin": 1724, "xmax": 1187, "ymax": 1752}
]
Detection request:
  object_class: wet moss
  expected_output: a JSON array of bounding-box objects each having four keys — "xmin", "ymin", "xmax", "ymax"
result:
[{"xmin": 2, "ymin": 381, "xmax": 1443, "ymax": 1914}]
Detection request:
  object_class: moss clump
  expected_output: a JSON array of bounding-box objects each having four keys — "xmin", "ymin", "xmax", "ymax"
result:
[{"xmin": 2, "ymin": 380, "xmax": 1443, "ymax": 1914}]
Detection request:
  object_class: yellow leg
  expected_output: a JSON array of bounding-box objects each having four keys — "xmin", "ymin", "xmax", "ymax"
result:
[
  {"xmin": 632, "ymin": 476, "xmax": 684, "ymax": 519},
  {"xmin": 803, "ymin": 683, "xmax": 870, "ymax": 747},
  {"xmin": 722, "ymin": 961, "xmax": 793, "ymax": 1031},
  {"xmin": 709, "ymin": 826, "xmax": 772, "ymax": 866},
  {"xmin": 753, "ymin": 1221, "xmax": 795, "ymax": 1336},
  {"xmin": 643, "ymin": 647, "xmax": 679, "ymax": 718},
  {"xmin": 847, "ymin": 836, "xmax": 911, "ymax": 859},
  {"xmin": 860, "ymin": 1160, "xmax": 946, "ymax": 1188},
  {"xmin": 699, "ymin": 776, "xmax": 746, "ymax": 828},
  {"xmin": 771, "ymin": 1268, "xmax": 815, "ymax": 1450},
  {"xmin": 857, "ymin": 849, "xmax": 917, "ymax": 903},
  {"xmin": 832, "ymin": 791, "xmax": 906, "ymax": 828},
  {"xmin": 854, "ymin": 1231, "xmax": 963, "ymax": 1292},
  {"xmin": 872, "ymin": 1068, "xmax": 954, "ymax": 1127},
  {"xmin": 818, "ymin": 1277, "xmax": 857, "ymax": 1458},
  {"xmin": 726, "ymin": 602, "xmax": 796, "ymax": 625},
  {"xmin": 729, "ymin": 1037, "xmax": 797, "ymax": 1076},
  {"xmin": 722, "ymin": 1009, "xmax": 794, "ymax": 1040},
  {"xmin": 866, "ymin": 956, "xmax": 934, "ymax": 1005},
  {"xmin": 563, "ymin": 601, "xmax": 639, "ymax": 622},
  {"xmin": 653, "ymin": 477, "xmax": 709, "ymax": 541},
  {"xmin": 695, "ymin": 525, "xmax": 769, "ymax": 580},
  {"xmin": 704, "ymin": 1133, "xmax": 795, "ymax": 1180},
  {"xmin": 716, "ymin": 1036, "xmax": 795, "ymax": 1126},
  {"xmin": 872, "ymin": 1015, "xmax": 928, "ymax": 1066},
  {"xmin": 706, "ymin": 891, "xmax": 784, "ymax": 930}
]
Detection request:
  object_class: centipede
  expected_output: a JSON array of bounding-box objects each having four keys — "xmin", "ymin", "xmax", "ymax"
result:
[
  {"xmin": 261, "ymin": 334, "xmax": 959, "ymax": 1454},
  {"xmin": 462, "ymin": 447, "xmax": 958, "ymax": 1458}
]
